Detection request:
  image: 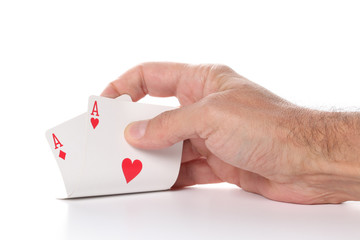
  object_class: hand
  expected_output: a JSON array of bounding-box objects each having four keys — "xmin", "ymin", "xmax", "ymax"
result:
[{"xmin": 101, "ymin": 62, "xmax": 360, "ymax": 204}]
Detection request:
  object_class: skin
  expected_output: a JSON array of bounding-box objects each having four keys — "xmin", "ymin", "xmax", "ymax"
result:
[{"xmin": 101, "ymin": 62, "xmax": 360, "ymax": 204}]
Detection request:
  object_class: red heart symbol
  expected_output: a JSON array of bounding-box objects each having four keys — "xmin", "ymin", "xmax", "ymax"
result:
[
  {"xmin": 122, "ymin": 158, "xmax": 142, "ymax": 183},
  {"xmin": 91, "ymin": 118, "xmax": 99, "ymax": 129}
]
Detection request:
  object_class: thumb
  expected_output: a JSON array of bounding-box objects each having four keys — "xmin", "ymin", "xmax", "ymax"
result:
[{"xmin": 124, "ymin": 104, "xmax": 204, "ymax": 149}]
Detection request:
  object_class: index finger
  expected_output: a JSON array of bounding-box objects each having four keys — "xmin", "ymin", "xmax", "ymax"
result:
[{"xmin": 100, "ymin": 62, "xmax": 221, "ymax": 105}]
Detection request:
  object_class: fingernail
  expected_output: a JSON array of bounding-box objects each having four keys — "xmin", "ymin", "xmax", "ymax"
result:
[{"xmin": 127, "ymin": 120, "xmax": 148, "ymax": 140}]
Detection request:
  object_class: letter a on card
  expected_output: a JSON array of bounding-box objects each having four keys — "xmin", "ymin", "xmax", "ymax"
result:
[{"xmin": 90, "ymin": 100, "xmax": 99, "ymax": 129}]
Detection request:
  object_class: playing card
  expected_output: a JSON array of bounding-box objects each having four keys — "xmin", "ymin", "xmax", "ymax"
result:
[
  {"xmin": 74, "ymin": 95, "xmax": 183, "ymax": 198},
  {"xmin": 45, "ymin": 113, "xmax": 86, "ymax": 196},
  {"xmin": 45, "ymin": 94, "xmax": 132, "ymax": 198}
]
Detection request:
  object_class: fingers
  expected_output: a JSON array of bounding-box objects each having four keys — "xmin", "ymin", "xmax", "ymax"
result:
[
  {"xmin": 172, "ymin": 159, "xmax": 223, "ymax": 188},
  {"xmin": 101, "ymin": 62, "xmax": 228, "ymax": 104},
  {"xmin": 172, "ymin": 157, "xmax": 272, "ymax": 197},
  {"xmin": 181, "ymin": 140, "xmax": 204, "ymax": 163},
  {"xmin": 102, "ymin": 62, "xmax": 181, "ymax": 100},
  {"xmin": 124, "ymin": 102, "xmax": 211, "ymax": 149},
  {"xmin": 101, "ymin": 62, "xmax": 201, "ymax": 102},
  {"xmin": 237, "ymin": 169, "xmax": 271, "ymax": 196}
]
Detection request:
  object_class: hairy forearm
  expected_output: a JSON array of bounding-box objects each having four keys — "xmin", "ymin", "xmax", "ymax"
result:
[
  {"xmin": 289, "ymin": 110, "xmax": 360, "ymax": 158},
  {"xmin": 284, "ymin": 109, "xmax": 360, "ymax": 202}
]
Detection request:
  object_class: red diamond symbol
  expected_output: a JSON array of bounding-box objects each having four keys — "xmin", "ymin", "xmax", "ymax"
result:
[{"xmin": 59, "ymin": 150, "xmax": 66, "ymax": 160}]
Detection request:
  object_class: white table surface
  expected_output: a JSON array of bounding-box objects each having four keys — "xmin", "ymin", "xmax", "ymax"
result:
[{"xmin": 4, "ymin": 183, "xmax": 359, "ymax": 240}]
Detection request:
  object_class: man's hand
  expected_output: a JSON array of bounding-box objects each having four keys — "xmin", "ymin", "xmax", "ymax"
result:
[{"xmin": 101, "ymin": 62, "xmax": 360, "ymax": 204}]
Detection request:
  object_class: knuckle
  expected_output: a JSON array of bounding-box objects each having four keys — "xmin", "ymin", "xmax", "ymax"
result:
[
  {"xmin": 200, "ymin": 64, "xmax": 237, "ymax": 90},
  {"xmin": 130, "ymin": 62, "xmax": 151, "ymax": 78},
  {"xmin": 155, "ymin": 110, "xmax": 174, "ymax": 139},
  {"xmin": 206, "ymin": 64, "xmax": 235, "ymax": 76},
  {"xmin": 200, "ymin": 95, "xmax": 224, "ymax": 117},
  {"xmin": 128, "ymin": 63, "xmax": 145, "ymax": 75},
  {"xmin": 158, "ymin": 110, "xmax": 173, "ymax": 128},
  {"xmin": 130, "ymin": 63, "xmax": 148, "ymax": 95},
  {"xmin": 146, "ymin": 110, "xmax": 177, "ymax": 147},
  {"xmin": 134, "ymin": 62, "xmax": 148, "ymax": 69},
  {"xmin": 213, "ymin": 64, "xmax": 234, "ymax": 74},
  {"xmin": 156, "ymin": 109, "xmax": 184, "ymax": 146},
  {"xmin": 201, "ymin": 98, "xmax": 218, "ymax": 118}
]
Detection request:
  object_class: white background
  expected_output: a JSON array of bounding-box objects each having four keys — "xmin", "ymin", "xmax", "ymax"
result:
[{"xmin": 1, "ymin": 0, "xmax": 360, "ymax": 239}]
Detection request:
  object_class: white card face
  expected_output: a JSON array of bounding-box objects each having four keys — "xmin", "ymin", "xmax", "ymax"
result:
[
  {"xmin": 74, "ymin": 96, "xmax": 183, "ymax": 198},
  {"xmin": 45, "ymin": 114, "xmax": 87, "ymax": 196},
  {"xmin": 115, "ymin": 94, "xmax": 132, "ymax": 102}
]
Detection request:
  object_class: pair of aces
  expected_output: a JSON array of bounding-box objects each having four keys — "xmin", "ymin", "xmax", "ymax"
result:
[{"xmin": 45, "ymin": 95, "xmax": 183, "ymax": 198}]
